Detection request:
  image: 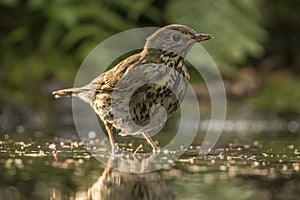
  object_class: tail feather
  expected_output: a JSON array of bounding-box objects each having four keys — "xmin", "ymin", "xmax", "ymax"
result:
[{"xmin": 52, "ymin": 88, "xmax": 83, "ymax": 99}]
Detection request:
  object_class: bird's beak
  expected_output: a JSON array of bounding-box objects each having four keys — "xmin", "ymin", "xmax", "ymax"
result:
[{"xmin": 194, "ymin": 33, "xmax": 214, "ymax": 42}]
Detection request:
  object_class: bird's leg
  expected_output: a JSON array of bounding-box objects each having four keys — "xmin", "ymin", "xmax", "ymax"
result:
[
  {"xmin": 105, "ymin": 123, "xmax": 116, "ymax": 151},
  {"xmin": 142, "ymin": 132, "xmax": 159, "ymax": 152}
]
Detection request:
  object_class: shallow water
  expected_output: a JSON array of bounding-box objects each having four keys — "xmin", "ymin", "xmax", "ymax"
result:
[{"xmin": 0, "ymin": 131, "xmax": 299, "ymax": 200}]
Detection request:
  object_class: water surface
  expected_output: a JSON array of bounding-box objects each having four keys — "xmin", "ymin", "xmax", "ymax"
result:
[{"xmin": 0, "ymin": 131, "xmax": 299, "ymax": 200}]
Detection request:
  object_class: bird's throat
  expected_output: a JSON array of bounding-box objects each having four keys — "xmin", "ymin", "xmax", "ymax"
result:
[
  {"xmin": 159, "ymin": 50, "xmax": 185, "ymax": 72},
  {"xmin": 142, "ymin": 48, "xmax": 185, "ymax": 71}
]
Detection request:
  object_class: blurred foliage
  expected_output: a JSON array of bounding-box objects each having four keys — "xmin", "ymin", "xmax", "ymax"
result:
[
  {"xmin": 254, "ymin": 72, "xmax": 300, "ymax": 115},
  {"xmin": 259, "ymin": 0, "xmax": 300, "ymax": 72},
  {"xmin": 165, "ymin": 0, "xmax": 267, "ymax": 78}
]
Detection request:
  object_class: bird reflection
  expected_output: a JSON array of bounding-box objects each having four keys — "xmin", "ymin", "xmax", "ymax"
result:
[
  {"xmin": 76, "ymin": 153, "xmax": 175, "ymax": 200},
  {"xmin": 85, "ymin": 167, "xmax": 174, "ymax": 200}
]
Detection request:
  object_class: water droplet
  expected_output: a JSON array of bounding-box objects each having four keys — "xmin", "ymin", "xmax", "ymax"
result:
[
  {"xmin": 219, "ymin": 165, "xmax": 227, "ymax": 171},
  {"xmin": 16, "ymin": 125, "xmax": 25, "ymax": 133},
  {"xmin": 287, "ymin": 120, "xmax": 299, "ymax": 133},
  {"xmin": 49, "ymin": 144, "xmax": 56, "ymax": 149},
  {"xmin": 163, "ymin": 149, "xmax": 169, "ymax": 154},
  {"xmin": 88, "ymin": 131, "xmax": 96, "ymax": 139}
]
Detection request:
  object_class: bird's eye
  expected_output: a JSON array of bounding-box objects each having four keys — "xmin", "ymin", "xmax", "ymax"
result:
[{"xmin": 172, "ymin": 33, "xmax": 181, "ymax": 41}]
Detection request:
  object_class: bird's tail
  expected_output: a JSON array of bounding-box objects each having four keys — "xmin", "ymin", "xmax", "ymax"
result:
[{"xmin": 53, "ymin": 88, "xmax": 84, "ymax": 99}]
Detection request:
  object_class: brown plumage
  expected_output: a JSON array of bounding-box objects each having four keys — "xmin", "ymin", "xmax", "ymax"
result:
[{"xmin": 53, "ymin": 24, "xmax": 213, "ymax": 151}]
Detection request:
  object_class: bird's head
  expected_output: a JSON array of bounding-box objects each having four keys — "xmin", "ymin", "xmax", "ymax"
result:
[{"xmin": 144, "ymin": 24, "xmax": 213, "ymax": 57}]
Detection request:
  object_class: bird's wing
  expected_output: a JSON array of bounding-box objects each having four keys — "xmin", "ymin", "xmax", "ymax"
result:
[
  {"xmin": 82, "ymin": 53, "xmax": 141, "ymax": 92},
  {"xmin": 86, "ymin": 52, "xmax": 165, "ymax": 92},
  {"xmin": 93, "ymin": 53, "xmax": 153, "ymax": 92}
]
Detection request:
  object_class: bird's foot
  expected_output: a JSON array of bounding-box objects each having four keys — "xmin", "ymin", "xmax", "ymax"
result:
[
  {"xmin": 111, "ymin": 144, "xmax": 120, "ymax": 152},
  {"xmin": 152, "ymin": 148, "xmax": 160, "ymax": 154}
]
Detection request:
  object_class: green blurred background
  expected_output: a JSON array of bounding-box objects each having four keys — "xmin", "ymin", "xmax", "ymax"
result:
[{"xmin": 0, "ymin": 0, "xmax": 300, "ymax": 136}]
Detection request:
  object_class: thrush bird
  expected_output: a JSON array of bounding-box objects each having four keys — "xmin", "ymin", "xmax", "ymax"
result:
[{"xmin": 53, "ymin": 24, "xmax": 213, "ymax": 152}]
